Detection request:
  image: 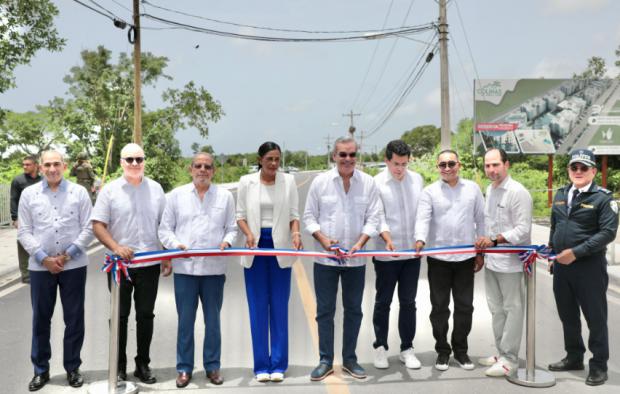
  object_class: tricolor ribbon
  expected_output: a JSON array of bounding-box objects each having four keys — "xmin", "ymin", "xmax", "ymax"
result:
[
  {"xmin": 103, "ymin": 244, "xmax": 555, "ymax": 282},
  {"xmin": 102, "ymin": 254, "xmax": 132, "ymax": 284}
]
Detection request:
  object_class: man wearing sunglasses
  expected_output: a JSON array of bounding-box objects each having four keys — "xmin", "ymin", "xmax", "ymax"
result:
[
  {"xmin": 92, "ymin": 143, "xmax": 171, "ymax": 384},
  {"xmin": 548, "ymin": 149, "xmax": 618, "ymax": 386},
  {"xmin": 475, "ymin": 148, "xmax": 532, "ymax": 377},
  {"xmin": 18, "ymin": 151, "xmax": 94, "ymax": 391},
  {"xmin": 158, "ymin": 152, "xmax": 237, "ymax": 388},
  {"xmin": 303, "ymin": 136, "xmax": 381, "ymax": 381},
  {"xmin": 371, "ymin": 140, "xmax": 424, "ymax": 370},
  {"xmin": 414, "ymin": 149, "xmax": 485, "ymax": 372}
]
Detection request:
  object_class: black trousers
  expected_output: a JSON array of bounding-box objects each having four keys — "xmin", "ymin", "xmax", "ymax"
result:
[
  {"xmin": 372, "ymin": 258, "xmax": 421, "ymax": 351},
  {"xmin": 108, "ymin": 264, "xmax": 160, "ymax": 371},
  {"xmin": 427, "ymin": 256, "xmax": 474, "ymax": 356},
  {"xmin": 553, "ymin": 255, "xmax": 609, "ymax": 371}
]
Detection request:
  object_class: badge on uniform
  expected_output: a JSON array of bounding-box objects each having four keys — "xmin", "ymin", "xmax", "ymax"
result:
[{"xmin": 611, "ymin": 200, "xmax": 618, "ymax": 214}]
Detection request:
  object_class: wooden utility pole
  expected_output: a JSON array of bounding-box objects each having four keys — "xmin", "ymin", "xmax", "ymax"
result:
[
  {"xmin": 438, "ymin": 0, "xmax": 451, "ymax": 149},
  {"xmin": 325, "ymin": 134, "xmax": 332, "ymax": 168},
  {"xmin": 342, "ymin": 110, "xmax": 361, "ymax": 138},
  {"xmin": 132, "ymin": 0, "xmax": 142, "ymax": 145}
]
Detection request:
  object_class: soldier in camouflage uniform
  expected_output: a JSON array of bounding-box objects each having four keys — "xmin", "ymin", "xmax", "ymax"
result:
[{"xmin": 71, "ymin": 152, "xmax": 97, "ymax": 204}]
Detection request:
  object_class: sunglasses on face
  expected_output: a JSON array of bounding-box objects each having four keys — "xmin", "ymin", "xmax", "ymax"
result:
[
  {"xmin": 569, "ymin": 164, "xmax": 591, "ymax": 173},
  {"xmin": 437, "ymin": 161, "xmax": 457, "ymax": 169},
  {"xmin": 337, "ymin": 152, "xmax": 357, "ymax": 158},
  {"xmin": 192, "ymin": 163, "xmax": 213, "ymax": 170},
  {"xmin": 122, "ymin": 157, "xmax": 145, "ymax": 164}
]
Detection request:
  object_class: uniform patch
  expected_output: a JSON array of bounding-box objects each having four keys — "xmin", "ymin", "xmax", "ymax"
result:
[
  {"xmin": 554, "ymin": 201, "xmax": 566, "ymax": 206},
  {"xmin": 611, "ymin": 200, "xmax": 618, "ymax": 214},
  {"xmin": 580, "ymin": 203, "xmax": 594, "ymax": 209}
]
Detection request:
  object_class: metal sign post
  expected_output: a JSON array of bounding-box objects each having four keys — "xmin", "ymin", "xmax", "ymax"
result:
[
  {"xmin": 506, "ymin": 265, "xmax": 555, "ymax": 387},
  {"xmin": 89, "ymin": 277, "xmax": 139, "ymax": 394}
]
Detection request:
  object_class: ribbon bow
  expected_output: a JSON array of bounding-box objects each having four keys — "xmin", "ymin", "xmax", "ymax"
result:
[
  {"xmin": 518, "ymin": 245, "xmax": 555, "ymax": 275},
  {"xmin": 102, "ymin": 254, "xmax": 132, "ymax": 284}
]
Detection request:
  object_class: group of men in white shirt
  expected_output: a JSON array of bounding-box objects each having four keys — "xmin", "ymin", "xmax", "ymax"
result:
[{"xmin": 19, "ymin": 139, "xmax": 533, "ymax": 391}]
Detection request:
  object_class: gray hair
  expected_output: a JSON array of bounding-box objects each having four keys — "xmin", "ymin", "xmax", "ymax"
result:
[
  {"xmin": 191, "ymin": 152, "xmax": 214, "ymax": 165},
  {"xmin": 332, "ymin": 136, "xmax": 358, "ymax": 155},
  {"xmin": 40, "ymin": 150, "xmax": 65, "ymax": 163}
]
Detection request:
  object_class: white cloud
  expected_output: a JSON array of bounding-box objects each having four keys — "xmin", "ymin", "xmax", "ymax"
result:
[
  {"xmin": 231, "ymin": 27, "xmax": 274, "ymax": 56},
  {"xmin": 531, "ymin": 58, "xmax": 576, "ymax": 78},
  {"xmin": 543, "ymin": 0, "xmax": 609, "ymax": 14},
  {"xmin": 285, "ymin": 98, "xmax": 315, "ymax": 113},
  {"xmin": 424, "ymin": 88, "xmax": 441, "ymax": 109}
]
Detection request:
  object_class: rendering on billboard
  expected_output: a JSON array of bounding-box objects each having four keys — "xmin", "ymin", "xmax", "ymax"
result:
[{"xmin": 474, "ymin": 78, "xmax": 619, "ymax": 155}]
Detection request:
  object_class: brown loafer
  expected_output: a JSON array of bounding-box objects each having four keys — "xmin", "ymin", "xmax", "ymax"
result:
[
  {"xmin": 206, "ymin": 369, "xmax": 223, "ymax": 385},
  {"xmin": 176, "ymin": 372, "xmax": 192, "ymax": 388}
]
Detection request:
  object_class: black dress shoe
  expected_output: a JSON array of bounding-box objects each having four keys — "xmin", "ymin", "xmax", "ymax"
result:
[
  {"xmin": 586, "ymin": 369, "xmax": 608, "ymax": 386},
  {"xmin": 310, "ymin": 363, "xmax": 333, "ymax": 381},
  {"xmin": 118, "ymin": 370, "xmax": 127, "ymax": 381},
  {"xmin": 67, "ymin": 369, "xmax": 84, "ymax": 388},
  {"xmin": 548, "ymin": 357, "xmax": 584, "ymax": 371},
  {"xmin": 134, "ymin": 364, "xmax": 157, "ymax": 384},
  {"xmin": 176, "ymin": 371, "xmax": 192, "ymax": 388},
  {"xmin": 28, "ymin": 371, "xmax": 50, "ymax": 392}
]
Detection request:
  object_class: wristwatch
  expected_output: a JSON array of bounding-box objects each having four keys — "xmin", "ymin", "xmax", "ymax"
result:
[
  {"xmin": 491, "ymin": 236, "xmax": 498, "ymax": 247},
  {"xmin": 64, "ymin": 253, "xmax": 72, "ymax": 262}
]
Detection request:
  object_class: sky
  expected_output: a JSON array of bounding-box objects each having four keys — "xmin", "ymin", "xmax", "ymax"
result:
[{"xmin": 1, "ymin": 0, "xmax": 620, "ymax": 156}]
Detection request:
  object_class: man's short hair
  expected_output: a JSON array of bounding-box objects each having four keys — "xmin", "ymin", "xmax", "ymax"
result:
[
  {"xmin": 40, "ymin": 150, "xmax": 65, "ymax": 163},
  {"xmin": 385, "ymin": 140, "xmax": 411, "ymax": 160},
  {"xmin": 485, "ymin": 148, "xmax": 508, "ymax": 163},
  {"xmin": 23, "ymin": 155, "xmax": 38, "ymax": 164},
  {"xmin": 191, "ymin": 152, "xmax": 214, "ymax": 166},
  {"xmin": 437, "ymin": 149, "xmax": 459, "ymax": 160},
  {"xmin": 332, "ymin": 136, "xmax": 358, "ymax": 155}
]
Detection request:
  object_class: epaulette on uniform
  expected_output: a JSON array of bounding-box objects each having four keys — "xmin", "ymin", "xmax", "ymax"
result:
[{"xmin": 596, "ymin": 186, "xmax": 611, "ymax": 194}]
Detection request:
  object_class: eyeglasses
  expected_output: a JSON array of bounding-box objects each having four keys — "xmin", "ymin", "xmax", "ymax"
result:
[
  {"xmin": 337, "ymin": 152, "xmax": 357, "ymax": 158},
  {"xmin": 122, "ymin": 157, "xmax": 145, "ymax": 164},
  {"xmin": 437, "ymin": 161, "xmax": 458, "ymax": 169},
  {"xmin": 569, "ymin": 164, "xmax": 591, "ymax": 173},
  {"xmin": 192, "ymin": 163, "xmax": 214, "ymax": 170}
]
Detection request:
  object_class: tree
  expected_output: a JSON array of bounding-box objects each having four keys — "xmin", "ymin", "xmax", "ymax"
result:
[
  {"xmin": 576, "ymin": 56, "xmax": 607, "ymax": 79},
  {"xmin": 0, "ymin": 107, "xmax": 64, "ymax": 156},
  {"xmin": 401, "ymin": 124, "xmax": 440, "ymax": 157},
  {"xmin": 0, "ymin": 0, "xmax": 65, "ymax": 121},
  {"xmin": 49, "ymin": 46, "xmax": 224, "ymax": 190},
  {"xmin": 191, "ymin": 143, "xmax": 214, "ymax": 154}
]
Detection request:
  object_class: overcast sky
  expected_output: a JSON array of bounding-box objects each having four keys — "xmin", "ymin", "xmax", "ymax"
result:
[{"xmin": 1, "ymin": 0, "xmax": 619, "ymax": 156}]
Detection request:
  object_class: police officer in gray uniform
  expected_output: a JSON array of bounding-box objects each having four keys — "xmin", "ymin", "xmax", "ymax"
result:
[{"xmin": 548, "ymin": 149, "xmax": 618, "ymax": 386}]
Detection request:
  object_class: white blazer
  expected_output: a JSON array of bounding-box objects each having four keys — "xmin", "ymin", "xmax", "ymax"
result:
[{"xmin": 236, "ymin": 171, "xmax": 300, "ymax": 268}]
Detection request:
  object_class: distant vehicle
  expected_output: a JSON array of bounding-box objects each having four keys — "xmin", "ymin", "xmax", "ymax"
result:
[
  {"xmin": 591, "ymin": 105, "xmax": 602, "ymax": 116},
  {"xmin": 248, "ymin": 165, "xmax": 259, "ymax": 173},
  {"xmin": 284, "ymin": 166, "xmax": 299, "ymax": 173}
]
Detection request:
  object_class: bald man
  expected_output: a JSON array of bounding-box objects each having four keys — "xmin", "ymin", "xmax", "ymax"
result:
[{"xmin": 92, "ymin": 143, "xmax": 170, "ymax": 384}]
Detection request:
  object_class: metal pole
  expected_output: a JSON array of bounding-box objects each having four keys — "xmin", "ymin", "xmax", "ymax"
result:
[
  {"xmin": 88, "ymin": 278, "xmax": 138, "ymax": 394},
  {"xmin": 506, "ymin": 266, "xmax": 555, "ymax": 387},
  {"xmin": 438, "ymin": 0, "xmax": 451, "ymax": 149},
  {"xmin": 132, "ymin": 0, "xmax": 142, "ymax": 145}
]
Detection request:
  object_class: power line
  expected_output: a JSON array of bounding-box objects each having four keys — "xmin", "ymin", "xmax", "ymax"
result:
[
  {"xmin": 141, "ymin": 13, "xmax": 435, "ymax": 42},
  {"xmin": 453, "ymin": 0, "xmax": 480, "ymax": 80},
  {"xmin": 142, "ymin": 0, "xmax": 422, "ymax": 35},
  {"xmin": 72, "ymin": 0, "xmax": 116, "ymax": 20},
  {"xmin": 358, "ymin": 0, "xmax": 418, "ymax": 113},
  {"xmin": 349, "ymin": 0, "xmax": 396, "ymax": 111},
  {"xmin": 450, "ymin": 36, "xmax": 473, "ymax": 91}
]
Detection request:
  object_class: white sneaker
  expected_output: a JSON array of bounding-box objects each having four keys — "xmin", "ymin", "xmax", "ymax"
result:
[
  {"xmin": 399, "ymin": 348, "xmax": 421, "ymax": 369},
  {"xmin": 256, "ymin": 373, "xmax": 270, "ymax": 382},
  {"xmin": 373, "ymin": 346, "xmax": 389, "ymax": 369},
  {"xmin": 479, "ymin": 355, "xmax": 499, "ymax": 366},
  {"xmin": 485, "ymin": 357, "xmax": 516, "ymax": 377},
  {"xmin": 270, "ymin": 372, "xmax": 284, "ymax": 382}
]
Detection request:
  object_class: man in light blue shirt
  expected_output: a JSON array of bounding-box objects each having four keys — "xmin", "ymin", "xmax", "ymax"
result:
[
  {"xmin": 159, "ymin": 153, "xmax": 237, "ymax": 388},
  {"xmin": 18, "ymin": 150, "xmax": 93, "ymax": 391}
]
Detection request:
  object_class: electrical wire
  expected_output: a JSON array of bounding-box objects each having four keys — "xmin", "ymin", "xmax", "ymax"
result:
[
  {"xmin": 349, "ymin": 0, "xmax": 396, "ymax": 111},
  {"xmin": 450, "ymin": 36, "xmax": 473, "ymax": 91},
  {"xmin": 453, "ymin": 0, "xmax": 479, "ymax": 80},
  {"xmin": 141, "ymin": 0, "xmax": 425, "ymax": 35},
  {"xmin": 357, "ymin": 0, "xmax": 418, "ymax": 113},
  {"xmin": 141, "ymin": 13, "xmax": 435, "ymax": 42}
]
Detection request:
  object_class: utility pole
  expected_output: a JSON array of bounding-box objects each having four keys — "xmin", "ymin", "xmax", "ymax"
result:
[
  {"xmin": 342, "ymin": 110, "xmax": 361, "ymax": 138},
  {"xmin": 358, "ymin": 130, "xmax": 365, "ymax": 168},
  {"xmin": 132, "ymin": 0, "xmax": 142, "ymax": 145},
  {"xmin": 438, "ymin": 0, "xmax": 451, "ymax": 149},
  {"xmin": 325, "ymin": 134, "xmax": 332, "ymax": 169}
]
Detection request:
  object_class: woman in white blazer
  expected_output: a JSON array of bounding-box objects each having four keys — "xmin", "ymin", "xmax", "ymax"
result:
[{"xmin": 236, "ymin": 142, "xmax": 302, "ymax": 383}]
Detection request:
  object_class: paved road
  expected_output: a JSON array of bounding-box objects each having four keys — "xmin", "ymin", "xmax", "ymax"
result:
[{"xmin": 1, "ymin": 171, "xmax": 619, "ymax": 393}]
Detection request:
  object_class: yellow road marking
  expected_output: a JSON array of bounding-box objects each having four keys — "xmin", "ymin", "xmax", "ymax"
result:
[{"xmin": 293, "ymin": 260, "xmax": 351, "ymax": 394}]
